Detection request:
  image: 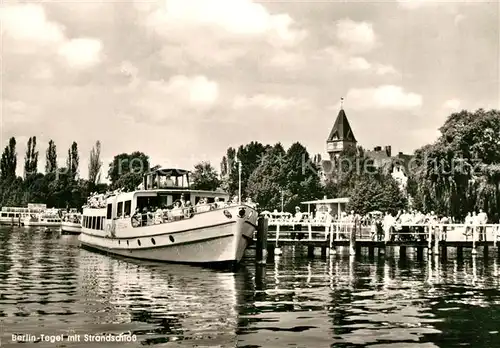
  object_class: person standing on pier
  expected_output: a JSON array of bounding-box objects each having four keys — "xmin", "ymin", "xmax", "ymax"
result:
[
  {"xmin": 383, "ymin": 212, "xmax": 395, "ymax": 242},
  {"xmin": 292, "ymin": 206, "xmax": 303, "ymax": 240},
  {"xmin": 440, "ymin": 215, "xmax": 450, "ymax": 241},
  {"xmin": 478, "ymin": 209, "xmax": 488, "ymax": 241},
  {"xmin": 464, "ymin": 212, "xmax": 473, "ymax": 241},
  {"xmin": 471, "ymin": 211, "xmax": 479, "ymax": 241}
]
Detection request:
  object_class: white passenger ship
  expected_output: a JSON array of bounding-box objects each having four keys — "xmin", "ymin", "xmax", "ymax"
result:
[
  {"xmin": 23, "ymin": 208, "xmax": 62, "ymax": 227},
  {"xmin": 78, "ymin": 168, "xmax": 258, "ymax": 268},
  {"xmin": 61, "ymin": 209, "xmax": 82, "ymax": 234},
  {"xmin": 0, "ymin": 203, "xmax": 47, "ymax": 225}
]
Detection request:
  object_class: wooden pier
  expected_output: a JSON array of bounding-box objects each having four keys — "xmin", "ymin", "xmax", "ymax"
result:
[{"xmin": 253, "ymin": 217, "xmax": 500, "ymax": 262}]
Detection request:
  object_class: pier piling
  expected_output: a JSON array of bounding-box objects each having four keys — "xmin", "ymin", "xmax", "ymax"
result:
[
  {"xmin": 349, "ymin": 224, "xmax": 356, "ymax": 256},
  {"xmin": 434, "ymin": 228, "xmax": 440, "ymax": 255},
  {"xmin": 368, "ymin": 246, "xmax": 375, "ymax": 259},
  {"xmin": 399, "ymin": 246, "xmax": 406, "ymax": 259},
  {"xmin": 428, "ymin": 226, "xmax": 433, "ymax": 254},
  {"xmin": 307, "ymin": 245, "xmax": 315, "ymax": 258},
  {"xmin": 416, "ymin": 247, "xmax": 424, "ymax": 261},
  {"xmin": 472, "ymin": 228, "xmax": 478, "ymax": 255},
  {"xmin": 256, "ymin": 218, "xmax": 268, "ymax": 264},
  {"xmin": 441, "ymin": 243, "xmax": 447, "ymax": 261}
]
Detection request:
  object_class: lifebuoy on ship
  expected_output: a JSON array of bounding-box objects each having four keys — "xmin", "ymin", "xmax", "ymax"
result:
[{"xmin": 131, "ymin": 215, "xmax": 140, "ymax": 227}]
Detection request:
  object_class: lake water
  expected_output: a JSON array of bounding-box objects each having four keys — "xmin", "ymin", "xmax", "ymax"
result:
[{"xmin": 1, "ymin": 226, "xmax": 500, "ymax": 347}]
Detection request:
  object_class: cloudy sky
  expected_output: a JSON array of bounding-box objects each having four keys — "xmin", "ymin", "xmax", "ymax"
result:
[{"xmin": 1, "ymin": 0, "xmax": 499, "ymax": 180}]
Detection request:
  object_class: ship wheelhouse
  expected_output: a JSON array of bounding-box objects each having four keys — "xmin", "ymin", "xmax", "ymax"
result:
[{"xmin": 109, "ymin": 168, "xmax": 229, "ymax": 219}]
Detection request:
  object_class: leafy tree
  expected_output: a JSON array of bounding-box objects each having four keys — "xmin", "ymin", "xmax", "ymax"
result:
[
  {"xmin": 409, "ymin": 109, "xmax": 500, "ymax": 221},
  {"xmin": 220, "ymin": 142, "xmax": 269, "ymax": 195},
  {"xmin": 108, "ymin": 152, "xmax": 150, "ymax": 189},
  {"xmin": 280, "ymin": 142, "xmax": 323, "ymax": 211},
  {"xmin": 220, "ymin": 147, "xmax": 237, "ymax": 193},
  {"xmin": 24, "ymin": 136, "xmax": 38, "ymax": 178},
  {"xmin": 67, "ymin": 141, "xmax": 79, "ymax": 180},
  {"xmin": 246, "ymin": 143, "xmax": 286, "ymax": 210},
  {"xmin": 88, "ymin": 140, "xmax": 102, "ymax": 187},
  {"xmin": 45, "ymin": 139, "xmax": 57, "ymax": 174},
  {"xmin": 1, "ymin": 137, "xmax": 17, "ymax": 182},
  {"xmin": 346, "ymin": 175, "xmax": 408, "ymax": 215},
  {"xmin": 113, "ymin": 172, "xmax": 143, "ymax": 192},
  {"xmin": 191, "ymin": 161, "xmax": 221, "ymax": 191}
]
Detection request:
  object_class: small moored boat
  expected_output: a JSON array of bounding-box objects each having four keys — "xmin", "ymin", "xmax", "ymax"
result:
[
  {"xmin": 61, "ymin": 210, "xmax": 82, "ymax": 234},
  {"xmin": 78, "ymin": 167, "xmax": 258, "ymax": 268},
  {"xmin": 23, "ymin": 208, "xmax": 62, "ymax": 227},
  {"xmin": 0, "ymin": 203, "xmax": 47, "ymax": 225}
]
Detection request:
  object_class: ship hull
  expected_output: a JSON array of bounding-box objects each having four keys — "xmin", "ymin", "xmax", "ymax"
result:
[
  {"xmin": 79, "ymin": 206, "xmax": 257, "ymax": 267},
  {"xmin": 0, "ymin": 218, "xmax": 22, "ymax": 225},
  {"xmin": 61, "ymin": 222, "xmax": 82, "ymax": 235},
  {"xmin": 23, "ymin": 221, "xmax": 62, "ymax": 227}
]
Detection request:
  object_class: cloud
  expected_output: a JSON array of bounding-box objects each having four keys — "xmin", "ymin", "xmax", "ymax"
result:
[
  {"xmin": 130, "ymin": 75, "xmax": 220, "ymax": 123},
  {"xmin": 147, "ymin": 0, "xmax": 306, "ymax": 46},
  {"xmin": 1, "ymin": 4, "xmax": 102, "ymax": 69},
  {"xmin": 342, "ymin": 85, "xmax": 423, "ymax": 110},
  {"xmin": 3, "ymin": 100, "xmax": 41, "ymax": 125},
  {"xmin": 336, "ymin": 19, "xmax": 376, "ymax": 53},
  {"xmin": 319, "ymin": 47, "xmax": 397, "ymax": 75},
  {"xmin": 58, "ymin": 38, "xmax": 103, "ymax": 69},
  {"xmin": 375, "ymin": 64, "xmax": 398, "ymax": 75},
  {"xmin": 232, "ymin": 94, "xmax": 308, "ymax": 111},
  {"xmin": 266, "ymin": 50, "xmax": 306, "ymax": 70},
  {"xmin": 443, "ymin": 98, "xmax": 461, "ymax": 110},
  {"xmin": 0, "ymin": 4, "xmax": 64, "ymax": 45}
]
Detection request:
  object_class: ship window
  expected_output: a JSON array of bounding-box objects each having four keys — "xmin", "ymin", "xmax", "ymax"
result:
[
  {"xmin": 1, "ymin": 213, "xmax": 6, "ymax": 217},
  {"xmin": 136, "ymin": 196, "xmax": 160, "ymax": 211},
  {"xmin": 151, "ymin": 238, "xmax": 156, "ymax": 245},
  {"xmin": 96, "ymin": 217, "xmax": 101, "ymax": 230},
  {"xmin": 8, "ymin": 213, "xmax": 13, "ymax": 218},
  {"xmin": 117, "ymin": 202, "xmax": 123, "ymax": 217},
  {"xmin": 101, "ymin": 217, "xmax": 104, "ymax": 230},
  {"xmin": 137, "ymin": 240, "xmax": 141, "ymax": 246},
  {"xmin": 106, "ymin": 204, "xmax": 112, "ymax": 219},
  {"xmin": 124, "ymin": 201, "xmax": 131, "ymax": 217},
  {"xmin": 92, "ymin": 216, "xmax": 96, "ymax": 229}
]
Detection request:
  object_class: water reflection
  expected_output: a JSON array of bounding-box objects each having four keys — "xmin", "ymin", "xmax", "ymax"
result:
[{"xmin": 2, "ymin": 228, "xmax": 500, "ymax": 347}]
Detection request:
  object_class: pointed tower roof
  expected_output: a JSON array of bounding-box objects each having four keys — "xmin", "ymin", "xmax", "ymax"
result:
[{"xmin": 327, "ymin": 108, "xmax": 356, "ymax": 143}]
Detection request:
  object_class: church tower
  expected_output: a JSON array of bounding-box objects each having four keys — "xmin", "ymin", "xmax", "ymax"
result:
[{"xmin": 326, "ymin": 100, "xmax": 357, "ymax": 161}]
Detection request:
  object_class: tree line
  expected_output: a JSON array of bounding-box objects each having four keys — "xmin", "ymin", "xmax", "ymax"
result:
[
  {"xmin": 0, "ymin": 138, "xmax": 106, "ymax": 209},
  {"xmin": 0, "ymin": 109, "xmax": 497, "ymax": 221}
]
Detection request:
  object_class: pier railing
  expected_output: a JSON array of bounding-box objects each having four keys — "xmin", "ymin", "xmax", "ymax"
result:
[{"xmin": 265, "ymin": 219, "xmax": 500, "ymax": 250}]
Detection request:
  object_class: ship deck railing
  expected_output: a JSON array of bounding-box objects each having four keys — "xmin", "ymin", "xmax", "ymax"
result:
[{"xmin": 129, "ymin": 203, "xmax": 256, "ymax": 228}]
